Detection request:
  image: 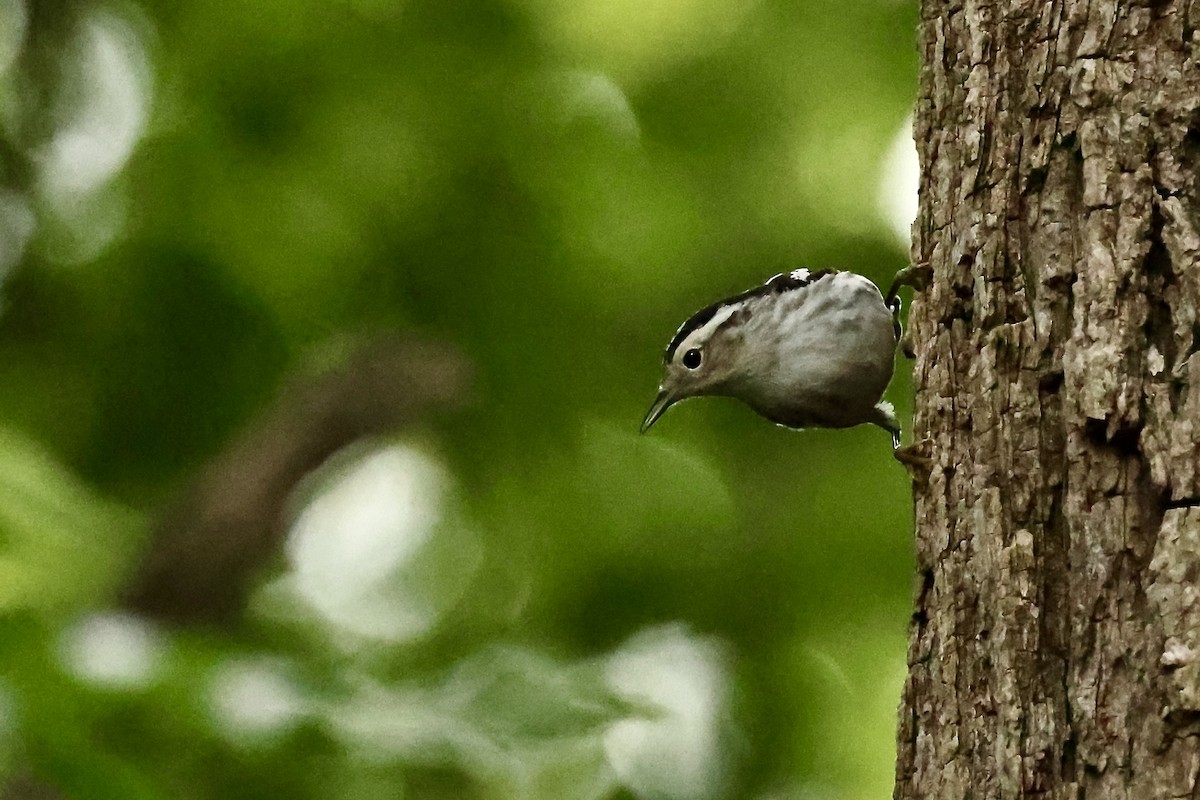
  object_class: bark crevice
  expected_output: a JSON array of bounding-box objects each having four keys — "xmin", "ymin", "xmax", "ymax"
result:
[{"xmin": 898, "ymin": 0, "xmax": 1200, "ymax": 796}]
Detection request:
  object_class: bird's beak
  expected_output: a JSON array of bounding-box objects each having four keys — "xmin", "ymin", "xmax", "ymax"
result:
[{"xmin": 640, "ymin": 388, "xmax": 676, "ymax": 433}]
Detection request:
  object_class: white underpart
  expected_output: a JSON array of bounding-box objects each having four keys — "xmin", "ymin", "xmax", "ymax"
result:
[{"xmin": 737, "ymin": 272, "xmax": 895, "ymax": 425}]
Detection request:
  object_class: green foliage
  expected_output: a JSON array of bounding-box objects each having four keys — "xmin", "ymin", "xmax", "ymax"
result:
[
  {"xmin": 0, "ymin": 0, "xmax": 919, "ymax": 797},
  {"xmin": 0, "ymin": 427, "xmax": 142, "ymax": 614}
]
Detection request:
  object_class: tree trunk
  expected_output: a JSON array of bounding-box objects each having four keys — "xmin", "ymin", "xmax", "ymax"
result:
[{"xmin": 897, "ymin": 1, "xmax": 1200, "ymax": 797}]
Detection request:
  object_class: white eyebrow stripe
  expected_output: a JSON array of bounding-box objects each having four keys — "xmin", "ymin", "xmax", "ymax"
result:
[{"xmin": 678, "ymin": 304, "xmax": 739, "ymax": 355}]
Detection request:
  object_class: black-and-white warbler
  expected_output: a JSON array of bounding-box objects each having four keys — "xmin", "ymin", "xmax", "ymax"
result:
[{"xmin": 642, "ymin": 267, "xmax": 923, "ymax": 447}]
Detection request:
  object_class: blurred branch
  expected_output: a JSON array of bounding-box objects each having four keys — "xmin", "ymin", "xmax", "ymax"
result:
[
  {"xmin": 1, "ymin": 775, "xmax": 64, "ymax": 800},
  {"xmin": 121, "ymin": 334, "xmax": 471, "ymax": 625}
]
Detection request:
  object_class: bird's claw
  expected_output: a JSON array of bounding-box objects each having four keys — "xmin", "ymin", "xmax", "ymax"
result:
[
  {"xmin": 886, "ymin": 262, "xmax": 932, "ymax": 303},
  {"xmin": 887, "ymin": 262, "xmax": 931, "ymax": 347},
  {"xmin": 893, "ymin": 438, "xmax": 933, "ymax": 479}
]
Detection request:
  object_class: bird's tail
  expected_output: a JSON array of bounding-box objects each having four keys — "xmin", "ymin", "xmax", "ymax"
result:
[{"xmin": 873, "ymin": 401, "xmax": 901, "ymax": 448}]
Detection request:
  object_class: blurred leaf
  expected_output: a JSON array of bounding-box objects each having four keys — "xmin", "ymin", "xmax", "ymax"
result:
[
  {"xmin": 0, "ymin": 0, "xmax": 920, "ymax": 795},
  {"xmin": 322, "ymin": 645, "xmax": 651, "ymax": 800},
  {"xmin": 0, "ymin": 426, "xmax": 142, "ymax": 615}
]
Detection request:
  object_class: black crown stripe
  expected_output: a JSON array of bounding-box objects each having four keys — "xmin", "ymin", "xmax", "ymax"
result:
[{"xmin": 663, "ymin": 268, "xmax": 838, "ymax": 362}]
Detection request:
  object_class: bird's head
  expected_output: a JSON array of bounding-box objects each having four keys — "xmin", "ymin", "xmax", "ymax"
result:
[{"xmin": 641, "ymin": 302, "xmax": 750, "ymax": 433}]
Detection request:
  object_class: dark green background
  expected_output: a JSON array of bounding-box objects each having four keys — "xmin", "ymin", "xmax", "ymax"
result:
[{"xmin": 0, "ymin": 0, "xmax": 919, "ymax": 797}]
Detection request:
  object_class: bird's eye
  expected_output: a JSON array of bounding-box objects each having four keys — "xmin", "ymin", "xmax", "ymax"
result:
[{"xmin": 682, "ymin": 348, "xmax": 702, "ymax": 369}]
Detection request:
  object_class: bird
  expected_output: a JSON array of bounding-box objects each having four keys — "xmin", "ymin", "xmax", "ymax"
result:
[{"xmin": 641, "ymin": 267, "xmax": 924, "ymax": 447}]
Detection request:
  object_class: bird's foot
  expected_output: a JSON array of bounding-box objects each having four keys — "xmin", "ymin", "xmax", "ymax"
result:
[
  {"xmin": 893, "ymin": 438, "xmax": 933, "ymax": 479},
  {"xmin": 886, "ymin": 262, "xmax": 932, "ymax": 303},
  {"xmin": 887, "ymin": 263, "xmax": 932, "ymax": 354}
]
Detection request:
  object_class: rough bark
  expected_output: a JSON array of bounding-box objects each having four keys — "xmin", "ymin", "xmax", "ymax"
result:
[{"xmin": 898, "ymin": 1, "xmax": 1200, "ymax": 797}]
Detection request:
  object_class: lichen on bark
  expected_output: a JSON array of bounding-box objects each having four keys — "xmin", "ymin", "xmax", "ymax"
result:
[{"xmin": 898, "ymin": 0, "xmax": 1200, "ymax": 797}]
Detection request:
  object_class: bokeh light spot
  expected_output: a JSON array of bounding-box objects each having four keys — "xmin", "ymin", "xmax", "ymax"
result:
[
  {"xmin": 35, "ymin": 7, "xmax": 151, "ymax": 264},
  {"xmin": 876, "ymin": 114, "xmax": 919, "ymax": 251},
  {"xmin": 521, "ymin": 0, "xmax": 760, "ymax": 85},
  {"xmin": 545, "ymin": 70, "xmax": 640, "ymax": 143},
  {"xmin": 285, "ymin": 444, "xmax": 475, "ymax": 643},
  {"xmin": 604, "ymin": 625, "xmax": 729, "ymax": 800},
  {"xmin": 209, "ymin": 659, "xmax": 305, "ymax": 742},
  {"xmin": 0, "ymin": 0, "xmax": 27, "ymax": 77},
  {"xmin": 58, "ymin": 612, "xmax": 164, "ymax": 690},
  {"xmin": 38, "ymin": 9, "xmax": 150, "ymax": 200},
  {"xmin": 0, "ymin": 190, "xmax": 35, "ymax": 284}
]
